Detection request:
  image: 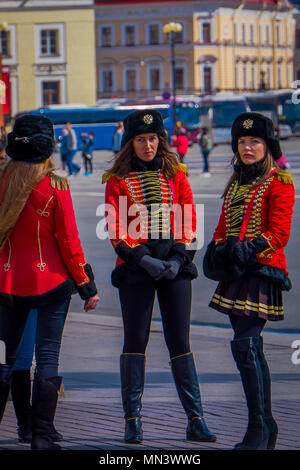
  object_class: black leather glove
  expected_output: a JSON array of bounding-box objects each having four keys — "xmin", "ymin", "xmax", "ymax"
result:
[
  {"xmin": 138, "ymin": 255, "xmax": 169, "ymax": 280},
  {"xmin": 230, "ymin": 237, "xmax": 269, "ymax": 267},
  {"xmin": 158, "ymin": 255, "xmax": 184, "ymax": 280}
]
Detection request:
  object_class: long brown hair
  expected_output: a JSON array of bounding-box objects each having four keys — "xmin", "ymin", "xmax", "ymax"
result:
[
  {"xmin": 105, "ymin": 135, "xmax": 182, "ymax": 180},
  {"xmin": 0, "ymin": 157, "xmax": 55, "ymax": 252},
  {"xmin": 222, "ymin": 150, "xmax": 278, "ymax": 198}
]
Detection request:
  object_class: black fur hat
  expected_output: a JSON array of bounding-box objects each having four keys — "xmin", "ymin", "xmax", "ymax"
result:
[
  {"xmin": 6, "ymin": 114, "xmax": 55, "ymax": 162},
  {"xmin": 231, "ymin": 112, "xmax": 282, "ymax": 160},
  {"xmin": 121, "ymin": 109, "xmax": 167, "ymax": 148}
]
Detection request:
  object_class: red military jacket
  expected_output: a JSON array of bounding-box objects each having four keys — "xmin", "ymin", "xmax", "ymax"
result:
[
  {"xmin": 213, "ymin": 168, "xmax": 295, "ymax": 275},
  {"xmin": 0, "ymin": 171, "xmax": 93, "ymax": 300},
  {"xmin": 104, "ymin": 166, "xmax": 197, "ymax": 268}
]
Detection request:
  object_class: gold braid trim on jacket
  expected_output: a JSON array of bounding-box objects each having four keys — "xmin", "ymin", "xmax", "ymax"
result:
[
  {"xmin": 50, "ymin": 170, "xmax": 69, "ymax": 191},
  {"xmin": 275, "ymin": 169, "xmax": 293, "ymax": 185}
]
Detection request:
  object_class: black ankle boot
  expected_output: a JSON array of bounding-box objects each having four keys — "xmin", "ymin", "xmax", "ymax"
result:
[
  {"xmin": 31, "ymin": 376, "xmax": 62, "ymax": 450},
  {"xmin": 11, "ymin": 370, "xmax": 32, "ymax": 443},
  {"xmin": 254, "ymin": 336, "xmax": 278, "ymax": 450},
  {"xmin": 171, "ymin": 352, "xmax": 216, "ymax": 442},
  {"xmin": 0, "ymin": 365, "xmax": 12, "ymax": 423},
  {"xmin": 120, "ymin": 354, "xmax": 145, "ymax": 444},
  {"xmin": 231, "ymin": 337, "xmax": 269, "ymax": 450}
]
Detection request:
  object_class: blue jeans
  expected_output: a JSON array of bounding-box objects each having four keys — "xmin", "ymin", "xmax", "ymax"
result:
[
  {"xmin": 201, "ymin": 150, "xmax": 210, "ymax": 172},
  {"xmin": 0, "ymin": 297, "xmax": 70, "ymax": 379},
  {"xmin": 13, "ymin": 309, "xmax": 37, "ymax": 371},
  {"xmin": 66, "ymin": 150, "xmax": 80, "ymax": 175}
]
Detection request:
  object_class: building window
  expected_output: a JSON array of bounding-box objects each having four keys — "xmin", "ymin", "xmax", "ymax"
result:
[
  {"xmin": 102, "ymin": 70, "xmax": 114, "ymax": 93},
  {"xmin": 148, "ymin": 24, "xmax": 160, "ymax": 45},
  {"xmin": 124, "ymin": 25, "xmax": 136, "ymax": 46},
  {"xmin": 173, "ymin": 24, "xmax": 184, "ymax": 44},
  {"xmin": 243, "ymin": 65, "xmax": 247, "ymax": 89},
  {"xmin": 296, "ymin": 29, "xmax": 300, "ymax": 49},
  {"xmin": 149, "ymin": 68, "xmax": 160, "ymax": 91},
  {"xmin": 277, "ymin": 66, "xmax": 281, "ymax": 88},
  {"xmin": 266, "ymin": 25, "xmax": 270, "ymax": 45},
  {"xmin": 276, "ymin": 23, "xmax": 280, "ymax": 46},
  {"xmin": 174, "ymin": 67, "xmax": 184, "ymax": 89},
  {"xmin": 202, "ymin": 23, "xmax": 211, "ymax": 43},
  {"xmin": 42, "ymin": 81, "xmax": 60, "ymax": 105},
  {"xmin": 0, "ymin": 31, "xmax": 10, "ymax": 57},
  {"xmin": 40, "ymin": 29, "xmax": 59, "ymax": 56},
  {"xmin": 259, "ymin": 24, "xmax": 262, "ymax": 45},
  {"xmin": 126, "ymin": 69, "xmax": 137, "ymax": 92},
  {"xmin": 235, "ymin": 63, "xmax": 239, "ymax": 89},
  {"xmin": 100, "ymin": 26, "xmax": 113, "ymax": 47},
  {"xmin": 267, "ymin": 65, "xmax": 271, "ymax": 89},
  {"xmin": 251, "ymin": 65, "xmax": 255, "ymax": 89},
  {"xmin": 242, "ymin": 24, "xmax": 246, "ymax": 44},
  {"xmin": 203, "ymin": 66, "xmax": 212, "ymax": 93},
  {"xmin": 250, "ymin": 24, "xmax": 254, "ymax": 45},
  {"xmin": 297, "ymin": 70, "xmax": 300, "ymax": 81},
  {"xmin": 234, "ymin": 23, "xmax": 238, "ymax": 44}
]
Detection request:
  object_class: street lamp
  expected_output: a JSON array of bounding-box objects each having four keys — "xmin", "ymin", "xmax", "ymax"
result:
[{"xmin": 163, "ymin": 22, "xmax": 182, "ymax": 128}]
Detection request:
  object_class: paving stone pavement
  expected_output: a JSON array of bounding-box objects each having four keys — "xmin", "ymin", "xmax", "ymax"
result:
[{"xmin": 0, "ymin": 312, "xmax": 299, "ymax": 453}]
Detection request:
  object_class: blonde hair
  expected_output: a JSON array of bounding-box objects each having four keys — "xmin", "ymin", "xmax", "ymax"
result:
[
  {"xmin": 0, "ymin": 157, "xmax": 55, "ymax": 252},
  {"xmin": 222, "ymin": 150, "xmax": 278, "ymax": 198}
]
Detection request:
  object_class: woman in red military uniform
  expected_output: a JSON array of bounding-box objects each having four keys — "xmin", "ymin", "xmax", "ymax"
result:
[
  {"xmin": 204, "ymin": 112, "xmax": 295, "ymax": 450},
  {"xmin": 0, "ymin": 114, "xmax": 99, "ymax": 450},
  {"xmin": 103, "ymin": 109, "xmax": 216, "ymax": 445}
]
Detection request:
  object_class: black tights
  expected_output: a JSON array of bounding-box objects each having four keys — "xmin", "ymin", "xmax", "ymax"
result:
[
  {"xmin": 118, "ymin": 274, "xmax": 192, "ymax": 358},
  {"xmin": 229, "ymin": 314, "xmax": 266, "ymax": 340}
]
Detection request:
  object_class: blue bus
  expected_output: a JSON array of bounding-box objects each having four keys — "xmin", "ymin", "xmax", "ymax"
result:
[
  {"xmin": 199, "ymin": 93, "xmax": 250, "ymax": 144},
  {"xmin": 15, "ymin": 104, "xmax": 174, "ymax": 150},
  {"xmin": 244, "ymin": 90, "xmax": 295, "ymax": 137}
]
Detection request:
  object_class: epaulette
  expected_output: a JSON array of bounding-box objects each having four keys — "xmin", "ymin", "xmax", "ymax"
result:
[
  {"xmin": 102, "ymin": 171, "xmax": 122, "ymax": 184},
  {"xmin": 177, "ymin": 163, "xmax": 189, "ymax": 176},
  {"xmin": 49, "ymin": 169, "xmax": 69, "ymax": 190},
  {"xmin": 274, "ymin": 169, "xmax": 294, "ymax": 185}
]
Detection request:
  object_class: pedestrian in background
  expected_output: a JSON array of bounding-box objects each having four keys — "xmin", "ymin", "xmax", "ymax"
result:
[
  {"xmin": 58, "ymin": 128, "xmax": 68, "ymax": 171},
  {"xmin": 0, "ymin": 114, "xmax": 99, "ymax": 450},
  {"xmin": 65, "ymin": 122, "xmax": 80, "ymax": 177},
  {"xmin": 80, "ymin": 131, "xmax": 94, "ymax": 176},
  {"xmin": 203, "ymin": 112, "xmax": 295, "ymax": 450},
  {"xmin": 199, "ymin": 127, "xmax": 213, "ymax": 176},
  {"xmin": 172, "ymin": 126, "xmax": 189, "ymax": 163},
  {"xmin": 112, "ymin": 121, "xmax": 124, "ymax": 155},
  {"xmin": 103, "ymin": 109, "xmax": 216, "ymax": 445}
]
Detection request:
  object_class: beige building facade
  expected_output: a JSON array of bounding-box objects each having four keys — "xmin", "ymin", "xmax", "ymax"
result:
[
  {"xmin": 95, "ymin": 0, "xmax": 295, "ymax": 99},
  {"xmin": 0, "ymin": 0, "xmax": 96, "ymax": 117}
]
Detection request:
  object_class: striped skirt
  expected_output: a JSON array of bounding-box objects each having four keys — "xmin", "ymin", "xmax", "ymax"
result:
[{"xmin": 209, "ymin": 274, "xmax": 284, "ymax": 321}]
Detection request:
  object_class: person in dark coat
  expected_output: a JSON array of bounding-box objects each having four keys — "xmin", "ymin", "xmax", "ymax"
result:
[
  {"xmin": 103, "ymin": 109, "xmax": 216, "ymax": 445},
  {"xmin": 0, "ymin": 115, "xmax": 99, "ymax": 450},
  {"xmin": 204, "ymin": 112, "xmax": 295, "ymax": 450}
]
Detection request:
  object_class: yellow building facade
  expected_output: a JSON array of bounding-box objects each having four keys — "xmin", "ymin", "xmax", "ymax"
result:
[
  {"xmin": 0, "ymin": 0, "xmax": 96, "ymax": 116},
  {"xmin": 95, "ymin": 0, "xmax": 295, "ymax": 99}
]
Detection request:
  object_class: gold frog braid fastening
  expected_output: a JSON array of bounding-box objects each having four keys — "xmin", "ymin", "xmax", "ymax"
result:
[
  {"xmin": 3, "ymin": 238, "xmax": 11, "ymax": 272},
  {"xmin": 37, "ymin": 221, "xmax": 46, "ymax": 272}
]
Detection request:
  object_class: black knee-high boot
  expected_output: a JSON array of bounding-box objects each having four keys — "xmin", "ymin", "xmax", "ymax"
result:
[
  {"xmin": 31, "ymin": 376, "xmax": 62, "ymax": 450},
  {"xmin": 231, "ymin": 337, "xmax": 269, "ymax": 450},
  {"xmin": 11, "ymin": 370, "xmax": 63, "ymax": 444},
  {"xmin": 254, "ymin": 336, "xmax": 278, "ymax": 450},
  {"xmin": 171, "ymin": 352, "xmax": 216, "ymax": 442},
  {"xmin": 11, "ymin": 370, "xmax": 32, "ymax": 443},
  {"xmin": 120, "ymin": 353, "xmax": 145, "ymax": 444},
  {"xmin": 0, "ymin": 365, "xmax": 12, "ymax": 423}
]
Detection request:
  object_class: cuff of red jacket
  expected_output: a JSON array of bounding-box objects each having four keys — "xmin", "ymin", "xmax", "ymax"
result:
[
  {"xmin": 169, "ymin": 241, "xmax": 197, "ymax": 264},
  {"xmin": 76, "ymin": 264, "xmax": 98, "ymax": 300},
  {"xmin": 115, "ymin": 242, "xmax": 151, "ymax": 269}
]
